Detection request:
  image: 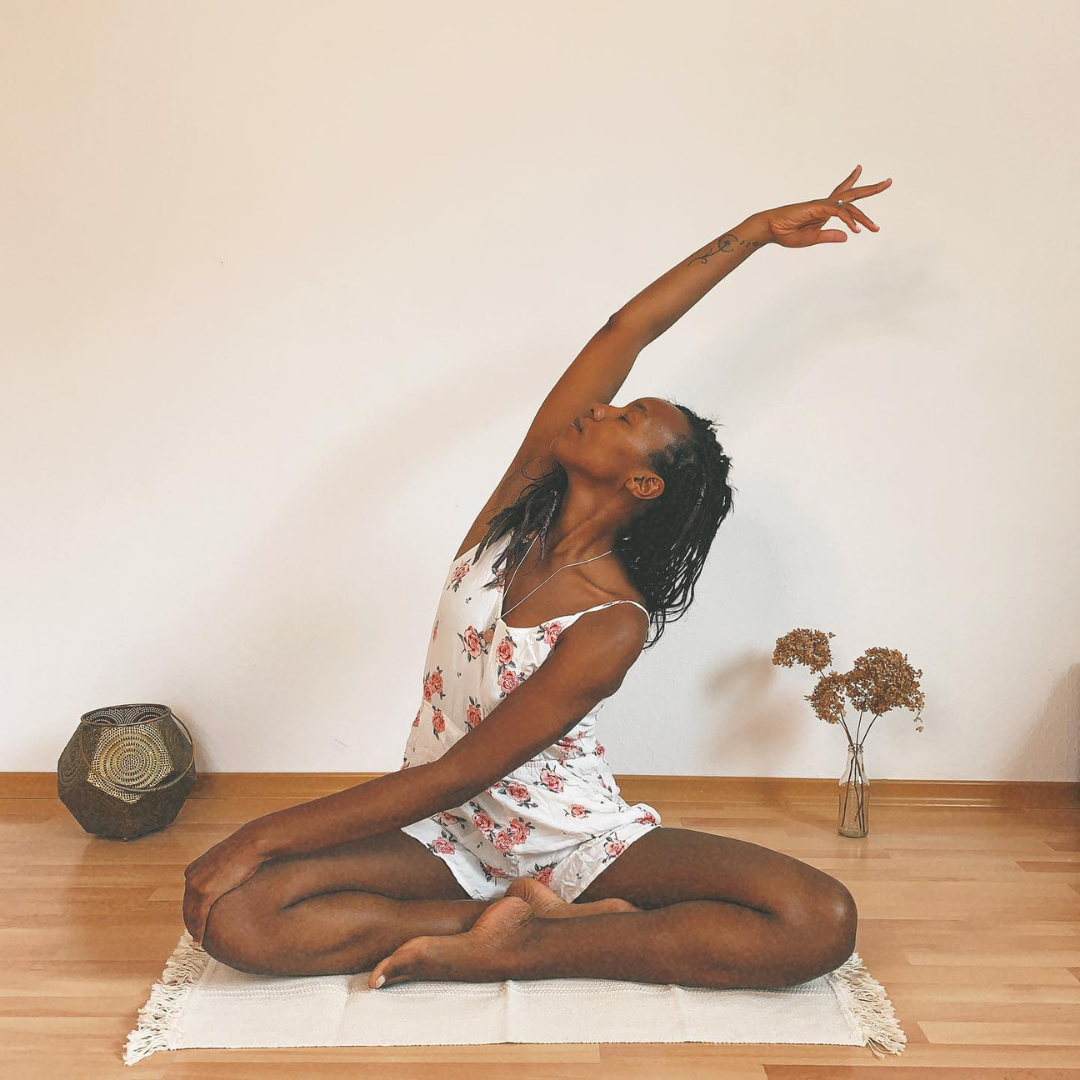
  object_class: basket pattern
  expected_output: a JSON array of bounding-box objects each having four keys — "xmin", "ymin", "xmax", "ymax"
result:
[{"xmin": 87, "ymin": 720, "xmax": 173, "ymax": 804}]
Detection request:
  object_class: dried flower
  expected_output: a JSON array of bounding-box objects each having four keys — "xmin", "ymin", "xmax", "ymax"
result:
[
  {"xmin": 845, "ymin": 647, "xmax": 926, "ymax": 736},
  {"xmin": 772, "ymin": 628, "xmax": 835, "ymax": 674},
  {"xmin": 772, "ymin": 628, "xmax": 926, "ymax": 747},
  {"xmin": 806, "ymin": 669, "xmax": 850, "ymax": 726}
]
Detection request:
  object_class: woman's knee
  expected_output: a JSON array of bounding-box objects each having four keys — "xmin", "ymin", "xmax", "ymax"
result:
[
  {"xmin": 822, "ymin": 877, "xmax": 858, "ymax": 942},
  {"xmin": 200, "ymin": 885, "xmax": 280, "ymax": 972},
  {"xmin": 783, "ymin": 878, "xmax": 858, "ymax": 980},
  {"xmin": 764, "ymin": 872, "xmax": 855, "ymax": 984}
]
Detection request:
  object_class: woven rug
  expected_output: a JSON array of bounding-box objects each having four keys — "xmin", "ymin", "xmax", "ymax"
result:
[{"xmin": 123, "ymin": 929, "xmax": 905, "ymax": 1064}]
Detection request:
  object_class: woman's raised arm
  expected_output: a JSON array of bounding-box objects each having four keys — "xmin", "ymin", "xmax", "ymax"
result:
[
  {"xmin": 613, "ymin": 164, "xmax": 891, "ymax": 346},
  {"xmin": 499, "ymin": 165, "xmax": 891, "ymax": 474},
  {"xmin": 495, "ymin": 214, "xmax": 769, "ymax": 470},
  {"xmin": 611, "ymin": 216, "xmax": 770, "ymax": 348}
]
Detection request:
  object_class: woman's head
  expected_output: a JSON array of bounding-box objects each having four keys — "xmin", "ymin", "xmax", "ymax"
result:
[
  {"xmin": 554, "ymin": 396, "xmax": 694, "ymax": 512},
  {"xmin": 478, "ymin": 395, "xmax": 736, "ymax": 650}
]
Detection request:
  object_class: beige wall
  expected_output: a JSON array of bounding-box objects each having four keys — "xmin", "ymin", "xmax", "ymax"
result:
[{"xmin": 2, "ymin": 1, "xmax": 1077, "ymax": 781}]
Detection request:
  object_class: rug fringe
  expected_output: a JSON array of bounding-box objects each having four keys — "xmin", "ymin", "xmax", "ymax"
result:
[
  {"xmin": 827, "ymin": 949, "xmax": 907, "ymax": 1057},
  {"xmin": 122, "ymin": 929, "xmax": 210, "ymax": 1066}
]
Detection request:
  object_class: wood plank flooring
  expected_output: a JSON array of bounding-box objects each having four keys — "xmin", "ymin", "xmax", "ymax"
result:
[{"xmin": 1, "ymin": 773, "xmax": 1077, "ymax": 1078}]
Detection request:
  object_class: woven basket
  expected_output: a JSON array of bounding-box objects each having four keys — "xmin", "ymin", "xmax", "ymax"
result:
[{"xmin": 57, "ymin": 703, "xmax": 197, "ymax": 841}]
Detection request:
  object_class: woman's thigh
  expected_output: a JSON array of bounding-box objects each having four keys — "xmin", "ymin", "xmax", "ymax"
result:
[
  {"xmin": 572, "ymin": 826, "xmax": 853, "ymax": 922},
  {"xmin": 227, "ymin": 827, "xmax": 473, "ymax": 913}
]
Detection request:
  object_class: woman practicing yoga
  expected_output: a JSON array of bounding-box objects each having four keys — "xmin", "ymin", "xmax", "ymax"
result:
[{"xmin": 184, "ymin": 165, "xmax": 892, "ymax": 992}]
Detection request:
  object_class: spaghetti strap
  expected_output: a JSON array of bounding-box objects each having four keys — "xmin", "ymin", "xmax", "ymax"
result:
[{"xmin": 579, "ymin": 599, "xmax": 650, "ymax": 618}]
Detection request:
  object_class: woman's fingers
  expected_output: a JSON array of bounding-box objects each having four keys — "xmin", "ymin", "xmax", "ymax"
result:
[
  {"xmin": 843, "ymin": 180, "xmax": 890, "ymax": 229},
  {"xmin": 845, "ymin": 202, "xmax": 878, "ymax": 230},
  {"xmin": 842, "ymin": 178, "xmax": 893, "ymax": 202},
  {"xmin": 840, "ymin": 206, "xmax": 861, "ymax": 232},
  {"xmin": 834, "ymin": 164, "xmax": 863, "ymax": 193},
  {"xmin": 828, "ymin": 175, "xmax": 892, "ymax": 232},
  {"xmin": 822, "ymin": 201, "xmax": 861, "ymax": 233},
  {"xmin": 190, "ymin": 904, "xmax": 206, "ymax": 947},
  {"xmin": 183, "ymin": 882, "xmax": 207, "ymax": 946}
]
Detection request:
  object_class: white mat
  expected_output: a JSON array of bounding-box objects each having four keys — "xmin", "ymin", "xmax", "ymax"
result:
[{"xmin": 123, "ymin": 930, "xmax": 905, "ymax": 1064}]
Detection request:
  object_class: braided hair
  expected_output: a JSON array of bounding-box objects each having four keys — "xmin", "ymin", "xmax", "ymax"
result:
[{"xmin": 475, "ymin": 399, "xmax": 736, "ymax": 651}]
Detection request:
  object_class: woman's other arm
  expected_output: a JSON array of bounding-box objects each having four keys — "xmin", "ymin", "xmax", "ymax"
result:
[
  {"xmin": 182, "ymin": 761, "xmax": 478, "ymax": 946},
  {"xmin": 236, "ymin": 761, "xmax": 475, "ymax": 861},
  {"xmin": 237, "ymin": 611, "xmax": 642, "ymax": 862}
]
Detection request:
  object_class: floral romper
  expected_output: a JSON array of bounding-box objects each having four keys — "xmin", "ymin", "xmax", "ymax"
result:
[{"xmin": 398, "ymin": 530, "xmax": 663, "ymax": 903}]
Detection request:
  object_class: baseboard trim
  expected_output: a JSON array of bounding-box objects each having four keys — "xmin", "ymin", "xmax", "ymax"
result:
[{"xmin": 3, "ymin": 772, "xmax": 1078, "ymax": 808}]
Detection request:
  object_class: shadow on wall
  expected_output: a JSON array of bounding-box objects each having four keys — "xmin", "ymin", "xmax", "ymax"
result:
[
  {"xmin": 1010, "ymin": 663, "xmax": 1080, "ymax": 782},
  {"xmin": 704, "ymin": 649, "xmax": 808, "ymax": 765},
  {"xmin": 689, "ymin": 239, "xmax": 956, "ymax": 413}
]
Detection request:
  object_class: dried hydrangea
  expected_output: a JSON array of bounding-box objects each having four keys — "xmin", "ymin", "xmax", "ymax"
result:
[
  {"xmin": 772, "ymin": 628, "xmax": 926, "ymax": 747},
  {"xmin": 846, "ymin": 647, "xmax": 926, "ymax": 735},
  {"xmin": 772, "ymin": 627, "xmax": 835, "ymax": 674},
  {"xmin": 806, "ymin": 669, "xmax": 850, "ymax": 727}
]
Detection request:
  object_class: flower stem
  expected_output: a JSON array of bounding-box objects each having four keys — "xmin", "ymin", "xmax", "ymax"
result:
[
  {"xmin": 838, "ymin": 714, "xmax": 856, "ymax": 747},
  {"xmin": 862, "ymin": 713, "xmax": 880, "ymax": 742}
]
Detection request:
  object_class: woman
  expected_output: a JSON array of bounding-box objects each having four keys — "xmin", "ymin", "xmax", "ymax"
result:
[{"xmin": 184, "ymin": 165, "xmax": 892, "ymax": 992}]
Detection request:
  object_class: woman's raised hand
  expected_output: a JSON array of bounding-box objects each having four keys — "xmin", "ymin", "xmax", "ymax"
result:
[{"xmin": 751, "ymin": 165, "xmax": 892, "ymax": 248}]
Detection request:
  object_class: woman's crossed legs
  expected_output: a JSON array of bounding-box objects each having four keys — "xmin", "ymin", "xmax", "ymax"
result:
[
  {"xmin": 200, "ymin": 825, "xmax": 856, "ymax": 991},
  {"xmin": 199, "ymin": 827, "xmax": 629, "ymax": 977}
]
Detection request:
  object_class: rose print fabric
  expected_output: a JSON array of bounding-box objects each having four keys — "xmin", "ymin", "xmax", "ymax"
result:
[{"xmin": 398, "ymin": 531, "xmax": 663, "ymax": 903}]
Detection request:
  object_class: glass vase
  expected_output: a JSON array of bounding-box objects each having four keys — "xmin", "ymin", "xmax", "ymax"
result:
[{"xmin": 838, "ymin": 742, "xmax": 869, "ymax": 838}]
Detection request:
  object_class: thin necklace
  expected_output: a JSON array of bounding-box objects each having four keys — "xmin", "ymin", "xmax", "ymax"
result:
[{"xmin": 502, "ymin": 533, "xmax": 613, "ymax": 620}]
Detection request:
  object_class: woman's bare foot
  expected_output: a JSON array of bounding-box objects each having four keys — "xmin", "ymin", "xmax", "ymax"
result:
[
  {"xmin": 505, "ymin": 875, "xmax": 642, "ymax": 917},
  {"xmin": 368, "ymin": 894, "xmax": 537, "ymax": 989}
]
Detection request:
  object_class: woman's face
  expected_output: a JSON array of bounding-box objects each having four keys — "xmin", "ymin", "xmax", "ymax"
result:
[{"xmin": 551, "ymin": 396, "xmax": 688, "ymax": 484}]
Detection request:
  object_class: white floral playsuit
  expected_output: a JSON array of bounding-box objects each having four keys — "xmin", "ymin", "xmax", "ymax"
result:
[{"xmin": 398, "ymin": 530, "xmax": 663, "ymax": 903}]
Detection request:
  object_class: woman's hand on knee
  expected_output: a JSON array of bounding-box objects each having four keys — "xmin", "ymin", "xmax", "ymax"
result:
[{"xmin": 183, "ymin": 833, "xmax": 266, "ymax": 947}]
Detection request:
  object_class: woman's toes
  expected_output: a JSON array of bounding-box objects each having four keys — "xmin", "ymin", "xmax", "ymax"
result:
[
  {"xmin": 368, "ymin": 897, "xmax": 537, "ymax": 989},
  {"xmin": 602, "ymin": 897, "xmax": 644, "ymax": 914},
  {"xmin": 506, "ymin": 876, "xmax": 566, "ymax": 916},
  {"xmin": 368, "ymin": 936, "xmax": 429, "ymax": 989},
  {"xmin": 369, "ymin": 951, "xmax": 398, "ymax": 989},
  {"xmin": 505, "ymin": 877, "xmax": 645, "ymax": 918}
]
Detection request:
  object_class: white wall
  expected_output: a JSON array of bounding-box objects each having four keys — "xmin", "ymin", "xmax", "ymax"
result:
[{"xmin": 2, "ymin": 0, "xmax": 1077, "ymax": 781}]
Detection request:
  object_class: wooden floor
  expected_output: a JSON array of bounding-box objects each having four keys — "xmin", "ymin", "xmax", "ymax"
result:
[{"xmin": 1, "ymin": 773, "xmax": 1078, "ymax": 1078}]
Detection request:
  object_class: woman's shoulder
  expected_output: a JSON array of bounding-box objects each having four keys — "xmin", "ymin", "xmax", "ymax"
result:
[{"xmin": 599, "ymin": 557, "xmax": 649, "ymax": 611}]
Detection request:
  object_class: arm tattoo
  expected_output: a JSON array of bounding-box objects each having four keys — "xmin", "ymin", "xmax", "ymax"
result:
[{"xmin": 687, "ymin": 231, "xmax": 761, "ymax": 267}]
